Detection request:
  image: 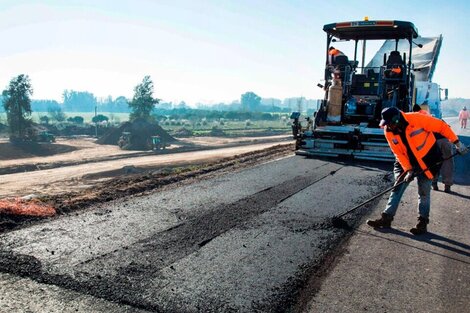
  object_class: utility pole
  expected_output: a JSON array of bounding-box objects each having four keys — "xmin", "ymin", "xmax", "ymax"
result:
[{"xmin": 94, "ymin": 105, "xmax": 98, "ymax": 138}]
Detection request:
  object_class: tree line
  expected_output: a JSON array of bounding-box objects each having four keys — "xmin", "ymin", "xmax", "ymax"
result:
[
  {"xmin": 1, "ymin": 73, "xmax": 303, "ymax": 141},
  {"xmin": 1, "ymin": 75, "xmax": 158, "ymax": 141}
]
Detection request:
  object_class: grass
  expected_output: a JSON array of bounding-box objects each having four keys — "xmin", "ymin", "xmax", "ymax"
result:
[{"xmin": 0, "ymin": 112, "xmax": 292, "ymax": 136}]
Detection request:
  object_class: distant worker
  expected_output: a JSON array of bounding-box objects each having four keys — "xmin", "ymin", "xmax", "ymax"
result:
[
  {"xmin": 459, "ymin": 106, "xmax": 469, "ymax": 129},
  {"xmin": 413, "ymin": 104, "xmax": 454, "ymax": 193},
  {"xmin": 367, "ymin": 107, "xmax": 467, "ymax": 235}
]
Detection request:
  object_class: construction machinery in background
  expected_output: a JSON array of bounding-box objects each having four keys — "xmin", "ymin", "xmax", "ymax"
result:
[
  {"xmin": 293, "ymin": 19, "xmax": 446, "ymax": 161},
  {"xmin": 35, "ymin": 131, "xmax": 56, "ymax": 143},
  {"xmin": 118, "ymin": 131, "xmax": 131, "ymax": 149},
  {"xmin": 25, "ymin": 128, "xmax": 56, "ymax": 143},
  {"xmin": 118, "ymin": 132, "xmax": 167, "ymax": 152},
  {"xmin": 151, "ymin": 135, "xmax": 167, "ymax": 152}
]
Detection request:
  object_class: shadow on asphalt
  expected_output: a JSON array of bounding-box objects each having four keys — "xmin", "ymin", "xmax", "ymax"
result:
[
  {"xmin": 355, "ymin": 229, "xmax": 470, "ymax": 265},
  {"xmin": 432, "ymin": 190, "xmax": 470, "ymax": 201},
  {"xmin": 300, "ymin": 156, "xmax": 394, "ymax": 184}
]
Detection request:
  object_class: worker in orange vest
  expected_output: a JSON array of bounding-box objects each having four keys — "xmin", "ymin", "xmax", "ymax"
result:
[
  {"xmin": 367, "ymin": 107, "xmax": 467, "ymax": 235},
  {"xmin": 328, "ymin": 46, "xmax": 345, "ymax": 65},
  {"xmin": 459, "ymin": 106, "xmax": 469, "ymax": 129}
]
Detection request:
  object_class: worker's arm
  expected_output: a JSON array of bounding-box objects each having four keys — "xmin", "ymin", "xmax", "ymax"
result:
[
  {"xmin": 423, "ymin": 116, "xmax": 468, "ymax": 154},
  {"xmin": 419, "ymin": 115, "xmax": 458, "ymax": 143}
]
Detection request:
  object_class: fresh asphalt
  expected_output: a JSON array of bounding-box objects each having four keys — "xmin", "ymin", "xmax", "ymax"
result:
[{"xmin": 0, "ymin": 154, "xmax": 392, "ymax": 312}]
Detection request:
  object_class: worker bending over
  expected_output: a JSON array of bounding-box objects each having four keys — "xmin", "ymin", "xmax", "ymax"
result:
[{"xmin": 367, "ymin": 107, "xmax": 468, "ymax": 235}]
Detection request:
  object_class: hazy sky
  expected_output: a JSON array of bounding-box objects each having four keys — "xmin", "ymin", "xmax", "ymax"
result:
[{"xmin": 0, "ymin": 0, "xmax": 468, "ymax": 105}]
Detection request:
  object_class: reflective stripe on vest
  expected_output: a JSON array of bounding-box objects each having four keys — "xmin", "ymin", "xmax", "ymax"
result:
[
  {"xmin": 416, "ymin": 132, "xmax": 430, "ymax": 151},
  {"xmin": 410, "ymin": 128, "xmax": 424, "ymax": 137}
]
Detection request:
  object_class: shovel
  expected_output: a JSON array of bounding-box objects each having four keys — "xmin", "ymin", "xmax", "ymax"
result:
[{"xmin": 331, "ymin": 151, "xmax": 461, "ymax": 229}]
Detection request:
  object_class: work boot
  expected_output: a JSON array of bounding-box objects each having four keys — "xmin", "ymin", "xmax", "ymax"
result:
[
  {"xmin": 410, "ymin": 216, "xmax": 429, "ymax": 235},
  {"xmin": 366, "ymin": 213, "xmax": 393, "ymax": 228},
  {"xmin": 444, "ymin": 185, "xmax": 451, "ymax": 193},
  {"xmin": 431, "ymin": 182, "xmax": 439, "ymax": 191}
]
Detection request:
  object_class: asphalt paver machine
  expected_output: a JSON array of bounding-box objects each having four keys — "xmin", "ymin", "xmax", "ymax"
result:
[{"xmin": 295, "ymin": 19, "xmax": 433, "ymax": 161}]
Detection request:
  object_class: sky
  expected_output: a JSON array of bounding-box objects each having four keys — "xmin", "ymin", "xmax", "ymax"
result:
[{"xmin": 0, "ymin": 0, "xmax": 469, "ymax": 106}]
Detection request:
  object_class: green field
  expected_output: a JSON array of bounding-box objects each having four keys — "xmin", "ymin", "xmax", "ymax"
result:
[
  {"xmin": 0, "ymin": 112, "xmax": 291, "ymax": 136},
  {"xmin": 0, "ymin": 112, "xmax": 130, "ymax": 124}
]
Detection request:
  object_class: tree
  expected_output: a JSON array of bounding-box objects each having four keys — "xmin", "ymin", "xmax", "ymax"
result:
[
  {"xmin": 241, "ymin": 91, "xmax": 261, "ymax": 112},
  {"xmin": 39, "ymin": 115, "xmax": 50, "ymax": 125},
  {"xmin": 114, "ymin": 96, "xmax": 130, "ymax": 112},
  {"xmin": 2, "ymin": 74, "xmax": 33, "ymax": 141},
  {"xmin": 177, "ymin": 101, "xmax": 189, "ymax": 109},
  {"xmin": 67, "ymin": 116, "xmax": 84, "ymax": 124},
  {"xmin": 62, "ymin": 90, "xmax": 97, "ymax": 112},
  {"xmin": 48, "ymin": 105, "xmax": 66, "ymax": 122},
  {"xmin": 92, "ymin": 114, "xmax": 109, "ymax": 123},
  {"xmin": 32, "ymin": 99, "xmax": 60, "ymax": 112},
  {"xmin": 128, "ymin": 76, "xmax": 159, "ymax": 121}
]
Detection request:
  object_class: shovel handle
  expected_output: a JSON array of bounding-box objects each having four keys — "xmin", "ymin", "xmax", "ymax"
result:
[{"xmin": 334, "ymin": 152, "xmax": 460, "ymax": 219}]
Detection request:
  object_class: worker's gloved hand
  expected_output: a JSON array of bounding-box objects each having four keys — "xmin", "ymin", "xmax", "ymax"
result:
[
  {"xmin": 395, "ymin": 170, "xmax": 414, "ymax": 184},
  {"xmin": 404, "ymin": 170, "xmax": 415, "ymax": 183},
  {"xmin": 455, "ymin": 141, "xmax": 469, "ymax": 155}
]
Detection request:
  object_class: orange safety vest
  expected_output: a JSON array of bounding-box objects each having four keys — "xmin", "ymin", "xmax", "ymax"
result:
[
  {"xmin": 384, "ymin": 112, "xmax": 458, "ymax": 179},
  {"xmin": 328, "ymin": 49, "xmax": 344, "ymax": 64},
  {"xmin": 329, "ymin": 48, "xmax": 340, "ymax": 56}
]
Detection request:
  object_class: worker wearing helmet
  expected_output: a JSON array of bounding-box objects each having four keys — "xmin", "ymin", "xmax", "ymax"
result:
[
  {"xmin": 459, "ymin": 106, "xmax": 469, "ymax": 129},
  {"xmin": 367, "ymin": 107, "xmax": 467, "ymax": 235}
]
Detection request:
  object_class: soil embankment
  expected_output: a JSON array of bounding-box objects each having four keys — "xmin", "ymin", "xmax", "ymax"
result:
[{"xmin": 0, "ymin": 142, "xmax": 77, "ymax": 160}]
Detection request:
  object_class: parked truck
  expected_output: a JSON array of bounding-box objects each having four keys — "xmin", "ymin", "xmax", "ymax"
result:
[{"xmin": 294, "ymin": 19, "xmax": 445, "ymax": 161}]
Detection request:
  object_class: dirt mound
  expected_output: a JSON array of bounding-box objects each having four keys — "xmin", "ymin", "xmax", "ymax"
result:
[
  {"xmin": 0, "ymin": 142, "xmax": 78, "ymax": 160},
  {"xmin": 96, "ymin": 118, "xmax": 176, "ymax": 150}
]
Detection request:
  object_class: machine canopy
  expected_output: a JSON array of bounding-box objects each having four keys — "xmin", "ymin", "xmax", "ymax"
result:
[{"xmin": 323, "ymin": 20, "xmax": 418, "ymax": 40}]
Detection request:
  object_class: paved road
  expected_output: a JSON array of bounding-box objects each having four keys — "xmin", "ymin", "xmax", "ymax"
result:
[{"xmin": 0, "ymin": 155, "xmax": 391, "ymax": 312}]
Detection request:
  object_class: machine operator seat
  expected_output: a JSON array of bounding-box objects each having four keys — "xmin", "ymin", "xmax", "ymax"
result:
[{"xmin": 384, "ymin": 51, "xmax": 405, "ymax": 79}]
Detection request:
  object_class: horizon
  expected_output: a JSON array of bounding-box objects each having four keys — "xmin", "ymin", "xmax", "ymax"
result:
[{"xmin": 1, "ymin": 1, "xmax": 469, "ymax": 105}]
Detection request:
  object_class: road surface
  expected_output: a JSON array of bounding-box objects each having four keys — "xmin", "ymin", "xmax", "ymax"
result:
[{"xmin": 0, "ymin": 154, "xmax": 392, "ymax": 312}]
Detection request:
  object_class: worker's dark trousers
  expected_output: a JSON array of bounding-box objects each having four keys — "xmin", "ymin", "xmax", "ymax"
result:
[
  {"xmin": 383, "ymin": 162, "xmax": 432, "ymax": 218},
  {"xmin": 433, "ymin": 138, "xmax": 454, "ymax": 186}
]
